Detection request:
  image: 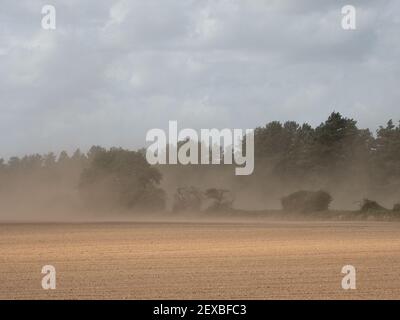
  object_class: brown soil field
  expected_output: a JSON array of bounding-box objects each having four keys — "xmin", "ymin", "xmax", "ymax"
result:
[{"xmin": 1, "ymin": 220, "xmax": 400, "ymax": 299}]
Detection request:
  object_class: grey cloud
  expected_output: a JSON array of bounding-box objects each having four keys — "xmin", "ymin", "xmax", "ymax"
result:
[{"xmin": 0, "ymin": 0, "xmax": 399, "ymax": 158}]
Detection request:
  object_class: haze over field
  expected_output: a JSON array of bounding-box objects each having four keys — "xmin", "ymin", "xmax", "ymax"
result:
[
  {"xmin": 0, "ymin": 2, "xmax": 399, "ymax": 220},
  {"xmin": 1, "ymin": 112, "xmax": 400, "ymax": 221}
]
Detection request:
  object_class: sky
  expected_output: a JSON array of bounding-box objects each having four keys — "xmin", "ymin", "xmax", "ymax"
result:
[{"xmin": 0, "ymin": 0, "xmax": 399, "ymax": 158}]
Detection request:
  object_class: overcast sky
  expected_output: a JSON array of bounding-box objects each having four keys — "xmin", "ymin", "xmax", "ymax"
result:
[{"xmin": 0, "ymin": 0, "xmax": 399, "ymax": 158}]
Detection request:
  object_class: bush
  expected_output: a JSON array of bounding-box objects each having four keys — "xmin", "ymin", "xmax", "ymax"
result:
[
  {"xmin": 203, "ymin": 188, "xmax": 234, "ymax": 212},
  {"xmin": 281, "ymin": 190, "xmax": 332, "ymax": 213},
  {"xmin": 172, "ymin": 187, "xmax": 203, "ymax": 213},
  {"xmin": 359, "ymin": 199, "xmax": 387, "ymax": 213},
  {"xmin": 393, "ymin": 203, "xmax": 400, "ymax": 212},
  {"xmin": 172, "ymin": 187, "xmax": 235, "ymax": 213}
]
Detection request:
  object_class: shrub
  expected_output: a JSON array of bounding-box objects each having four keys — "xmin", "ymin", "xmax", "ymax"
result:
[
  {"xmin": 172, "ymin": 186, "xmax": 203, "ymax": 213},
  {"xmin": 172, "ymin": 187, "xmax": 235, "ymax": 213},
  {"xmin": 204, "ymin": 188, "xmax": 234, "ymax": 212},
  {"xmin": 359, "ymin": 199, "xmax": 387, "ymax": 213},
  {"xmin": 393, "ymin": 203, "xmax": 400, "ymax": 212},
  {"xmin": 281, "ymin": 190, "xmax": 332, "ymax": 213}
]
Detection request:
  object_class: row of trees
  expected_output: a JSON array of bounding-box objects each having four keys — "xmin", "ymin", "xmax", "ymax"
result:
[
  {"xmin": 252, "ymin": 112, "xmax": 400, "ymax": 186},
  {"xmin": 0, "ymin": 147, "xmax": 165, "ymax": 212},
  {"xmin": 0, "ymin": 112, "xmax": 399, "ymax": 213}
]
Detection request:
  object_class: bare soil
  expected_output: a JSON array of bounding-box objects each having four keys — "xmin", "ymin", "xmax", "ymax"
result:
[{"xmin": 1, "ymin": 220, "xmax": 400, "ymax": 299}]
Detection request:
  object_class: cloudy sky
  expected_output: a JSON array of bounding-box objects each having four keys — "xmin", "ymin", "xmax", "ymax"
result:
[{"xmin": 0, "ymin": 0, "xmax": 399, "ymax": 158}]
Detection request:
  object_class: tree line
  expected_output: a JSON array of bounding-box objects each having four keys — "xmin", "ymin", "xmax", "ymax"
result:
[{"xmin": 0, "ymin": 112, "xmax": 399, "ymax": 213}]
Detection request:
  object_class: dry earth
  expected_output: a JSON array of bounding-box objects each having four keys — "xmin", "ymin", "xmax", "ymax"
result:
[{"xmin": 0, "ymin": 220, "xmax": 400, "ymax": 299}]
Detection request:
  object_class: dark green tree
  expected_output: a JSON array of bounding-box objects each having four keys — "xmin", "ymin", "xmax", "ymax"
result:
[{"xmin": 79, "ymin": 147, "xmax": 165, "ymax": 211}]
